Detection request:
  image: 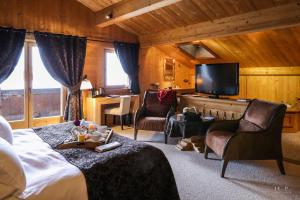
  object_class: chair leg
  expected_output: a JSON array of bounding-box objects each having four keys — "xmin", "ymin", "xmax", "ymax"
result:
[
  {"xmin": 221, "ymin": 160, "xmax": 229, "ymax": 178},
  {"xmin": 134, "ymin": 128, "xmax": 138, "ymax": 140},
  {"xmin": 120, "ymin": 115, "xmax": 124, "ymax": 130},
  {"xmin": 277, "ymin": 159, "xmax": 285, "ymax": 175},
  {"xmin": 164, "ymin": 132, "xmax": 168, "ymax": 144},
  {"xmin": 104, "ymin": 114, "xmax": 107, "ymax": 125},
  {"xmin": 204, "ymin": 145, "xmax": 209, "ymax": 159},
  {"xmin": 127, "ymin": 114, "xmax": 131, "ymax": 126}
]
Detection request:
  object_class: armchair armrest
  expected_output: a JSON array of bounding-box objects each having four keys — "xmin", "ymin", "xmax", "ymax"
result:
[
  {"xmin": 223, "ymin": 130, "xmax": 278, "ymax": 160},
  {"xmin": 207, "ymin": 120, "xmax": 240, "ymax": 133}
]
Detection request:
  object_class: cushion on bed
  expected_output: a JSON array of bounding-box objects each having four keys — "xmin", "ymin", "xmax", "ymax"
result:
[
  {"xmin": 0, "ymin": 137, "xmax": 26, "ymax": 197},
  {"xmin": 0, "ymin": 115, "xmax": 13, "ymax": 144}
]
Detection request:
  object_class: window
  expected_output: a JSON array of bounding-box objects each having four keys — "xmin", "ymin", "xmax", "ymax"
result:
[
  {"xmin": 32, "ymin": 46, "xmax": 62, "ymax": 118},
  {"xmin": 105, "ymin": 50, "xmax": 128, "ymax": 87},
  {"xmin": 0, "ymin": 49, "xmax": 25, "ymax": 121},
  {"xmin": 0, "ymin": 41, "xmax": 64, "ymax": 128}
]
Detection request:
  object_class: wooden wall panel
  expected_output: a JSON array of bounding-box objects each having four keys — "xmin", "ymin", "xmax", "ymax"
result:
[
  {"xmin": 139, "ymin": 47, "xmax": 194, "ymax": 95},
  {"xmin": 243, "ymin": 75, "xmax": 300, "ymax": 105},
  {"xmin": 83, "ymin": 41, "xmax": 114, "ymax": 89},
  {"xmin": 0, "ymin": 0, "xmax": 137, "ymax": 42}
]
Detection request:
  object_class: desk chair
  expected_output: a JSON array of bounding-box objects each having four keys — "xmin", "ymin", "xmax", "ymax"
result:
[{"xmin": 104, "ymin": 96, "xmax": 131, "ymax": 130}]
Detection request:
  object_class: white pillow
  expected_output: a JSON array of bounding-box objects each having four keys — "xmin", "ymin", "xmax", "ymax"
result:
[
  {"xmin": 0, "ymin": 138, "xmax": 26, "ymax": 197},
  {"xmin": 0, "ymin": 115, "xmax": 13, "ymax": 144}
]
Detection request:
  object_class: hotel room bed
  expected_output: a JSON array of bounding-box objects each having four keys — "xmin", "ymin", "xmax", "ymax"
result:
[{"xmin": 11, "ymin": 122, "xmax": 179, "ymax": 200}]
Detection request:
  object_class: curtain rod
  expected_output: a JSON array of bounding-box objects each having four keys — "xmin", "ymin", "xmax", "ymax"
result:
[{"xmin": 25, "ymin": 31, "xmax": 114, "ymax": 43}]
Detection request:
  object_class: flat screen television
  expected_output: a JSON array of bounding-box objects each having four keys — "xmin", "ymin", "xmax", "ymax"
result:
[{"xmin": 195, "ymin": 63, "xmax": 239, "ymax": 98}]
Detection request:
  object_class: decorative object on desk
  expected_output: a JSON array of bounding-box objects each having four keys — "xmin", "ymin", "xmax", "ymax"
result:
[
  {"xmin": 163, "ymin": 58, "xmax": 175, "ymax": 81},
  {"xmin": 99, "ymin": 87, "xmax": 105, "ymax": 96},
  {"xmin": 150, "ymin": 82, "xmax": 160, "ymax": 90}
]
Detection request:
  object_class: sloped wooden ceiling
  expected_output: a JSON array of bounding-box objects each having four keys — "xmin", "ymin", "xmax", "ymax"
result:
[
  {"xmin": 77, "ymin": 0, "xmax": 123, "ymax": 12},
  {"xmin": 156, "ymin": 26, "xmax": 300, "ymax": 68},
  {"xmin": 76, "ymin": 0, "xmax": 300, "ymax": 68},
  {"xmin": 199, "ymin": 26, "xmax": 300, "ymax": 67},
  {"xmin": 118, "ymin": 0, "xmax": 297, "ymax": 35}
]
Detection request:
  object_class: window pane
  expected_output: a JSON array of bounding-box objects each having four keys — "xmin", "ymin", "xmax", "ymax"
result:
[
  {"xmin": 0, "ymin": 49, "xmax": 25, "ymax": 121},
  {"xmin": 32, "ymin": 46, "xmax": 61, "ymax": 118},
  {"xmin": 105, "ymin": 52, "xmax": 128, "ymax": 86}
]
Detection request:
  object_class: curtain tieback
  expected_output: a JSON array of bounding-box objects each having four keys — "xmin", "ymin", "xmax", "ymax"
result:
[{"xmin": 68, "ymin": 81, "xmax": 82, "ymax": 94}]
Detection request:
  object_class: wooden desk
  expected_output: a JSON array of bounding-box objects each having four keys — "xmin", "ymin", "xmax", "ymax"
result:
[{"xmin": 86, "ymin": 95, "xmax": 140, "ymax": 125}]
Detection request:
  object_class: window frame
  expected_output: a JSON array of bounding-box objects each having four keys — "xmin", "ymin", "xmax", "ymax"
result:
[{"xmin": 104, "ymin": 49, "xmax": 129, "ymax": 89}]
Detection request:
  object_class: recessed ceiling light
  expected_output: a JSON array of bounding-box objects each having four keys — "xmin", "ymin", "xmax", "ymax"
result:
[{"xmin": 105, "ymin": 13, "xmax": 113, "ymax": 19}]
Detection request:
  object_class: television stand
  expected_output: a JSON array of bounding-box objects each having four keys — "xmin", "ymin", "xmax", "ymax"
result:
[{"xmin": 208, "ymin": 95, "xmax": 229, "ymax": 99}]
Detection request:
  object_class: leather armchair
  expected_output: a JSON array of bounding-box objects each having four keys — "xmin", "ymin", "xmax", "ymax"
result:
[
  {"xmin": 204, "ymin": 99, "xmax": 287, "ymax": 177},
  {"xmin": 134, "ymin": 90, "xmax": 176, "ymax": 144}
]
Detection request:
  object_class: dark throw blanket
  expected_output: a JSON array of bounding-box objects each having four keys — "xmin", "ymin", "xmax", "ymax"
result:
[{"xmin": 33, "ymin": 123, "xmax": 180, "ymax": 200}]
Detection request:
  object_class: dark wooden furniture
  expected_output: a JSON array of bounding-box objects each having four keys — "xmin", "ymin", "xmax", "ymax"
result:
[
  {"xmin": 205, "ymin": 99, "xmax": 287, "ymax": 178},
  {"xmin": 165, "ymin": 114, "xmax": 214, "ymax": 138},
  {"xmin": 134, "ymin": 90, "xmax": 176, "ymax": 144},
  {"xmin": 179, "ymin": 95, "xmax": 300, "ymax": 133}
]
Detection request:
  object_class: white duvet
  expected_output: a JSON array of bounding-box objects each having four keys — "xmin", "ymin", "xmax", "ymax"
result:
[{"xmin": 12, "ymin": 129, "xmax": 88, "ymax": 200}]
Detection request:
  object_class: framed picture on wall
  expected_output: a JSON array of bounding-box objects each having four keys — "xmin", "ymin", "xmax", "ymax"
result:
[{"xmin": 164, "ymin": 58, "xmax": 175, "ymax": 81}]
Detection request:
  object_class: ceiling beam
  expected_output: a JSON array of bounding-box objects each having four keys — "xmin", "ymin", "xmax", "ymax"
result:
[
  {"xmin": 95, "ymin": 0, "xmax": 182, "ymax": 28},
  {"xmin": 140, "ymin": 2, "xmax": 300, "ymax": 47}
]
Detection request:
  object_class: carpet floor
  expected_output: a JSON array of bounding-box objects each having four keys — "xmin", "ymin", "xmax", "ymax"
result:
[
  {"xmin": 113, "ymin": 126, "xmax": 300, "ymax": 200},
  {"xmin": 282, "ymin": 132, "xmax": 300, "ymax": 163}
]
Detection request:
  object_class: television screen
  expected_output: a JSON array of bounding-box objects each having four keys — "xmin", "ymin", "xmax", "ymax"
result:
[{"xmin": 195, "ymin": 63, "xmax": 239, "ymax": 96}]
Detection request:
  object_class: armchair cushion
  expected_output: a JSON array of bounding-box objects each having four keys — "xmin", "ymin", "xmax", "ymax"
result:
[
  {"xmin": 236, "ymin": 119, "xmax": 263, "ymax": 133},
  {"xmin": 206, "ymin": 131, "xmax": 235, "ymax": 156},
  {"xmin": 137, "ymin": 117, "xmax": 166, "ymax": 132},
  {"xmin": 244, "ymin": 100, "xmax": 279, "ymax": 130},
  {"xmin": 145, "ymin": 93, "xmax": 171, "ymax": 117}
]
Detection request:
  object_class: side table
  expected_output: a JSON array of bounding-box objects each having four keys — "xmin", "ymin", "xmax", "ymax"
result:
[{"xmin": 166, "ymin": 114, "xmax": 215, "ymax": 138}]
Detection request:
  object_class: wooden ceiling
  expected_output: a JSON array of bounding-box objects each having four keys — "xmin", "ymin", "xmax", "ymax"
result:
[
  {"xmin": 200, "ymin": 26, "xmax": 300, "ymax": 67},
  {"xmin": 156, "ymin": 26, "xmax": 300, "ymax": 68},
  {"xmin": 75, "ymin": 0, "xmax": 300, "ymax": 68},
  {"xmin": 77, "ymin": 0, "xmax": 123, "ymax": 12},
  {"xmin": 117, "ymin": 0, "xmax": 298, "ymax": 35}
]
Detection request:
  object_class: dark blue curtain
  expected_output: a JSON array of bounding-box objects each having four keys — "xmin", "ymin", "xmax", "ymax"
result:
[
  {"xmin": 0, "ymin": 27, "xmax": 26, "ymax": 84},
  {"xmin": 113, "ymin": 41, "xmax": 140, "ymax": 94},
  {"xmin": 34, "ymin": 32, "xmax": 87, "ymax": 121}
]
